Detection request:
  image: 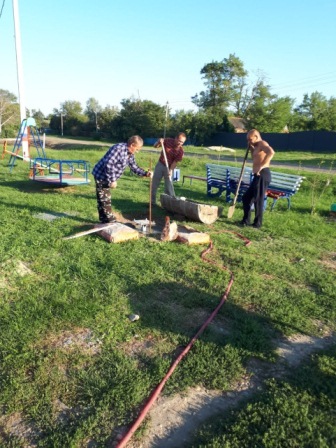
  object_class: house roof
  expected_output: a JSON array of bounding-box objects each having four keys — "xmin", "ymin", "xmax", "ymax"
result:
[{"xmin": 228, "ymin": 117, "xmax": 247, "ymax": 132}]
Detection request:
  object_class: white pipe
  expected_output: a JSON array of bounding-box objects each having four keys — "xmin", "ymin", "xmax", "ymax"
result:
[
  {"xmin": 12, "ymin": 0, "xmax": 26, "ymax": 121},
  {"xmin": 163, "ymin": 101, "xmax": 169, "ymax": 138}
]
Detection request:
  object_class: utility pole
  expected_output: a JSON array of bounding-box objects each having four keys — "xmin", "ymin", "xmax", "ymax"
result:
[
  {"xmin": 163, "ymin": 101, "xmax": 169, "ymax": 138},
  {"xmin": 12, "ymin": 0, "xmax": 29, "ymax": 159}
]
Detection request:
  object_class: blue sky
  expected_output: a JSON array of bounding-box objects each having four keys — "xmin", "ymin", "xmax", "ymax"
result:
[{"xmin": 1, "ymin": 0, "xmax": 335, "ymax": 116}]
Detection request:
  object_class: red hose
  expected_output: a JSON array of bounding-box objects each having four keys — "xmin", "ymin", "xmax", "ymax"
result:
[{"xmin": 116, "ymin": 234, "xmax": 251, "ymax": 447}]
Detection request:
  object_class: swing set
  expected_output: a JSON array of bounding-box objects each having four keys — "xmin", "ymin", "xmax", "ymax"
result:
[{"xmin": 2, "ymin": 118, "xmax": 91, "ymax": 186}]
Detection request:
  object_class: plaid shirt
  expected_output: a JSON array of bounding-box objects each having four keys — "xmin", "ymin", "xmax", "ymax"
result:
[
  {"xmin": 159, "ymin": 138, "xmax": 184, "ymax": 167},
  {"xmin": 92, "ymin": 142, "xmax": 147, "ymax": 184}
]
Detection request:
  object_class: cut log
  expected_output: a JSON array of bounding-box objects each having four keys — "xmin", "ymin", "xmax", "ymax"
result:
[
  {"xmin": 176, "ymin": 229, "xmax": 210, "ymax": 245},
  {"xmin": 160, "ymin": 216, "xmax": 178, "ymax": 241},
  {"xmin": 160, "ymin": 194, "xmax": 221, "ymax": 225}
]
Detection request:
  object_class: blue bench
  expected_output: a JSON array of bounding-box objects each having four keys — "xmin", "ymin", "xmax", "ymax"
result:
[
  {"xmin": 266, "ymin": 171, "xmax": 305, "ymax": 210},
  {"xmin": 206, "ymin": 164, "xmax": 252, "ymax": 202},
  {"xmin": 206, "ymin": 164, "xmax": 304, "ymax": 209}
]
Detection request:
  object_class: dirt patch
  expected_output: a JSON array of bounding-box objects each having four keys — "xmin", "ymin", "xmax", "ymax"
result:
[
  {"xmin": 0, "ymin": 412, "xmax": 40, "ymax": 447},
  {"xmin": 39, "ymin": 327, "xmax": 102, "ymax": 355},
  {"xmin": 45, "ymin": 137, "xmax": 108, "ymax": 150},
  {"xmin": 319, "ymin": 251, "xmax": 336, "ymax": 270},
  {"xmin": 1, "ymin": 259, "xmax": 33, "ymax": 277},
  {"xmin": 126, "ymin": 331, "xmax": 335, "ymax": 448},
  {"xmin": 118, "ymin": 335, "xmax": 158, "ymax": 359},
  {"xmin": 0, "ymin": 260, "xmax": 34, "ymax": 295}
]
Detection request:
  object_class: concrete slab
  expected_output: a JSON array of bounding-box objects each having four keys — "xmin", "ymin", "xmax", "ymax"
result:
[
  {"xmin": 97, "ymin": 222, "xmax": 139, "ymax": 243},
  {"xmin": 176, "ymin": 228, "xmax": 210, "ymax": 245}
]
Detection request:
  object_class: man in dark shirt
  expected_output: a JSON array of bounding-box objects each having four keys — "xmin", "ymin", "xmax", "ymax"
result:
[
  {"xmin": 151, "ymin": 132, "xmax": 186, "ymax": 204},
  {"xmin": 92, "ymin": 135, "xmax": 152, "ymax": 223}
]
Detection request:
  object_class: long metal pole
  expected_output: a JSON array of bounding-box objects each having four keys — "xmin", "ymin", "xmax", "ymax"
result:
[
  {"xmin": 12, "ymin": 0, "xmax": 30, "ymax": 160},
  {"xmin": 163, "ymin": 101, "xmax": 169, "ymax": 138},
  {"xmin": 160, "ymin": 141, "xmax": 175, "ymax": 197},
  {"xmin": 12, "ymin": 0, "xmax": 26, "ymax": 122},
  {"xmin": 149, "ymin": 157, "xmax": 152, "ymax": 233}
]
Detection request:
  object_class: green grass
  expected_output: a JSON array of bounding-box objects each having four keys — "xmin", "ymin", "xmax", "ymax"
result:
[
  {"xmin": 0, "ymin": 144, "xmax": 335, "ymax": 446},
  {"xmin": 189, "ymin": 345, "xmax": 336, "ymax": 447}
]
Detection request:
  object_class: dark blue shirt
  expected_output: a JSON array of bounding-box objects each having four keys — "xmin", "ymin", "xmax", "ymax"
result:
[{"xmin": 92, "ymin": 142, "xmax": 147, "ymax": 184}]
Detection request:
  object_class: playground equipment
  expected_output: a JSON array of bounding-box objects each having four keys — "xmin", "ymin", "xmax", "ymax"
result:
[
  {"xmin": 2, "ymin": 118, "xmax": 91, "ymax": 186},
  {"xmin": 2, "ymin": 117, "xmax": 46, "ymax": 170},
  {"xmin": 29, "ymin": 158, "xmax": 90, "ymax": 185}
]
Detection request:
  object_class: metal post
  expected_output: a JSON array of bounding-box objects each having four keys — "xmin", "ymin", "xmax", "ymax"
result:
[
  {"xmin": 12, "ymin": 0, "xmax": 26, "ymax": 122},
  {"xmin": 13, "ymin": 0, "xmax": 30, "ymax": 159},
  {"xmin": 163, "ymin": 101, "xmax": 169, "ymax": 138}
]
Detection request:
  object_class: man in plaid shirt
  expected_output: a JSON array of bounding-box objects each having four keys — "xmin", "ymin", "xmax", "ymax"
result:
[
  {"xmin": 92, "ymin": 135, "xmax": 152, "ymax": 223},
  {"xmin": 151, "ymin": 132, "xmax": 186, "ymax": 204}
]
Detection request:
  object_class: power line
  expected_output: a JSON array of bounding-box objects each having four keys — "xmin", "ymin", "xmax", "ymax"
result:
[
  {"xmin": 0, "ymin": 0, "xmax": 6, "ymax": 20},
  {"xmin": 270, "ymin": 71, "xmax": 336, "ymax": 92}
]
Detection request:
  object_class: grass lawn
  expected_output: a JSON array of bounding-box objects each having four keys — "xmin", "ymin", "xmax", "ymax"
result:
[{"xmin": 0, "ymin": 143, "xmax": 335, "ymax": 446}]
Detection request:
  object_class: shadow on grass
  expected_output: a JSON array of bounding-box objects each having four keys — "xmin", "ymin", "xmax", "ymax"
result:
[
  {"xmin": 121, "ymin": 279, "xmax": 308, "ymax": 361},
  {"xmin": 0, "ymin": 197, "xmax": 90, "ymax": 224},
  {"xmin": 0, "ymin": 179, "xmax": 91, "ymax": 193}
]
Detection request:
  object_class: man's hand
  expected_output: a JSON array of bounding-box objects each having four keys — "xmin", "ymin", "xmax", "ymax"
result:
[
  {"xmin": 154, "ymin": 138, "xmax": 164, "ymax": 148},
  {"xmin": 146, "ymin": 171, "xmax": 153, "ymax": 178},
  {"xmin": 110, "ymin": 181, "xmax": 117, "ymax": 189}
]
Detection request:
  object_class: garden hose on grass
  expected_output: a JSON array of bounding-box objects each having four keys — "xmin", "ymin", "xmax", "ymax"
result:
[{"xmin": 116, "ymin": 230, "xmax": 252, "ymax": 447}]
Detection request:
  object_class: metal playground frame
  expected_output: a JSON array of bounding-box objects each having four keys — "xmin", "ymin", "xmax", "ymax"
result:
[{"xmin": 3, "ymin": 118, "xmax": 91, "ymax": 186}]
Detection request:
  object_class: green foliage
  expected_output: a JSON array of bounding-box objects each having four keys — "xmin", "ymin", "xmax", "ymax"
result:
[
  {"xmin": 97, "ymin": 105, "xmax": 119, "ymax": 138},
  {"xmin": 244, "ymin": 83, "xmax": 294, "ymax": 132},
  {"xmin": 290, "ymin": 92, "xmax": 336, "ymax": 131},
  {"xmin": 192, "ymin": 54, "xmax": 247, "ymax": 111},
  {"xmin": 111, "ymin": 98, "xmax": 166, "ymax": 140},
  {"xmin": 0, "ymin": 142, "xmax": 335, "ymax": 446},
  {"xmin": 0, "ymin": 89, "xmax": 20, "ymax": 136},
  {"xmin": 190, "ymin": 347, "xmax": 336, "ymax": 447},
  {"xmin": 29, "ymin": 109, "xmax": 46, "ymax": 129}
]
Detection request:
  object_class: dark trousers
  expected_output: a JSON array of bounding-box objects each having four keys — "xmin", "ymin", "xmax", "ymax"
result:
[
  {"xmin": 242, "ymin": 168, "xmax": 271, "ymax": 227},
  {"xmin": 95, "ymin": 179, "xmax": 115, "ymax": 223}
]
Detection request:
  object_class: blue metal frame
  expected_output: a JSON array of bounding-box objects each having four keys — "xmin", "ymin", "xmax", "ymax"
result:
[{"xmin": 29, "ymin": 158, "xmax": 90, "ymax": 185}]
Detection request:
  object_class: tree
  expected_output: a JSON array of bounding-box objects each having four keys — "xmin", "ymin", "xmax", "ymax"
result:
[
  {"xmin": 291, "ymin": 92, "xmax": 330, "ymax": 131},
  {"xmin": 192, "ymin": 54, "xmax": 248, "ymax": 112},
  {"xmin": 169, "ymin": 110, "xmax": 196, "ymax": 141},
  {"xmin": 50, "ymin": 100, "xmax": 87, "ymax": 135},
  {"xmin": 326, "ymin": 97, "xmax": 336, "ymax": 131},
  {"xmin": 112, "ymin": 98, "xmax": 165, "ymax": 140},
  {"xmin": 243, "ymin": 82, "xmax": 294, "ymax": 132},
  {"xmin": 29, "ymin": 109, "xmax": 46, "ymax": 130},
  {"xmin": 0, "ymin": 89, "xmax": 20, "ymax": 135},
  {"xmin": 98, "ymin": 105, "xmax": 119, "ymax": 137},
  {"xmin": 85, "ymin": 97, "xmax": 103, "ymax": 133}
]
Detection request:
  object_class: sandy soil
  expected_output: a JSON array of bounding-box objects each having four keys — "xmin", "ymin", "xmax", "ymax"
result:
[{"xmin": 126, "ymin": 331, "xmax": 335, "ymax": 448}]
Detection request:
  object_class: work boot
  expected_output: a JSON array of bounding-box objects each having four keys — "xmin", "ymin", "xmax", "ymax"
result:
[
  {"xmin": 100, "ymin": 215, "xmax": 116, "ymax": 223},
  {"xmin": 239, "ymin": 220, "xmax": 250, "ymax": 227}
]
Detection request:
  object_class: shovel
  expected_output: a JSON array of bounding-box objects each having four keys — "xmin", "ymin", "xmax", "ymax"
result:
[
  {"xmin": 161, "ymin": 140, "xmax": 176, "ymax": 197},
  {"xmin": 63, "ymin": 223, "xmax": 116, "ymax": 240},
  {"xmin": 227, "ymin": 145, "xmax": 250, "ymax": 218}
]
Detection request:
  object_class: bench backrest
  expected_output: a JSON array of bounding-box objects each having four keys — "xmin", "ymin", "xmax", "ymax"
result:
[
  {"xmin": 206, "ymin": 164, "xmax": 252, "ymax": 182},
  {"xmin": 207, "ymin": 164, "xmax": 303, "ymax": 189},
  {"xmin": 268, "ymin": 172, "xmax": 304, "ymax": 194}
]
